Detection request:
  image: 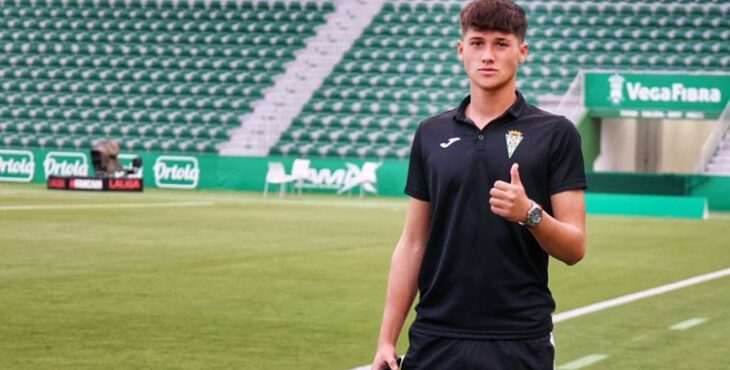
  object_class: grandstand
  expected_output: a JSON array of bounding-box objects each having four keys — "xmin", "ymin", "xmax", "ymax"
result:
[
  {"xmin": 0, "ymin": 0, "xmax": 333, "ymax": 154},
  {"xmin": 0, "ymin": 0, "xmax": 729, "ymax": 172},
  {"xmin": 269, "ymin": 0, "xmax": 730, "ymax": 165}
]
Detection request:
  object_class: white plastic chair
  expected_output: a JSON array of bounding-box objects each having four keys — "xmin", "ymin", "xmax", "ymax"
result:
[{"xmin": 263, "ymin": 161, "xmax": 293, "ymax": 198}]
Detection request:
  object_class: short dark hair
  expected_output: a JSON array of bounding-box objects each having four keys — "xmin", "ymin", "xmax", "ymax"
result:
[{"xmin": 460, "ymin": 0, "xmax": 528, "ymax": 41}]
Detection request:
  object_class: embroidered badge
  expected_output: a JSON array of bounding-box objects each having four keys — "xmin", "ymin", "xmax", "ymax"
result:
[{"xmin": 505, "ymin": 130, "xmax": 523, "ymax": 159}]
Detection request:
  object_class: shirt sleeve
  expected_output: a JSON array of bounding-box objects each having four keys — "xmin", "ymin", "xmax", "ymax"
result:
[
  {"xmin": 404, "ymin": 124, "xmax": 430, "ymax": 201},
  {"xmin": 548, "ymin": 119, "xmax": 587, "ymax": 194}
]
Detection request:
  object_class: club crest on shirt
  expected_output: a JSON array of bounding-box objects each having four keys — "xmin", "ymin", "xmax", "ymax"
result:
[{"xmin": 505, "ymin": 130, "xmax": 523, "ymax": 159}]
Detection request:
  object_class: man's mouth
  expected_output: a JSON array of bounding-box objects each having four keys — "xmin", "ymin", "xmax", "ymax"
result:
[{"xmin": 478, "ymin": 68, "xmax": 498, "ymax": 73}]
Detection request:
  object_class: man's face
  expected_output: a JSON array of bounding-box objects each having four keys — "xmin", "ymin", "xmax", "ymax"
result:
[{"xmin": 456, "ymin": 28, "xmax": 527, "ymax": 92}]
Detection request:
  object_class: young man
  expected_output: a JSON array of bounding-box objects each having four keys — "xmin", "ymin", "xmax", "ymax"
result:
[{"xmin": 371, "ymin": 0, "xmax": 587, "ymax": 369}]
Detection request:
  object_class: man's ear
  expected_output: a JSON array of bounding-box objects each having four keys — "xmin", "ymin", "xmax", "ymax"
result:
[
  {"xmin": 519, "ymin": 41, "xmax": 528, "ymax": 63},
  {"xmin": 456, "ymin": 39, "xmax": 464, "ymax": 61}
]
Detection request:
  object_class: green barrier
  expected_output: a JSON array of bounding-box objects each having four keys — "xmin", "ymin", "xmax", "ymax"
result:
[
  {"xmin": 586, "ymin": 193, "xmax": 708, "ymax": 219},
  {"xmin": 685, "ymin": 175, "xmax": 730, "ymax": 211},
  {"xmin": 586, "ymin": 172, "xmax": 730, "ymax": 211},
  {"xmin": 0, "ymin": 148, "xmax": 410, "ymax": 196},
  {"xmin": 1, "ymin": 148, "xmax": 729, "ymax": 213},
  {"xmin": 586, "ymin": 172, "xmax": 688, "ymax": 195}
]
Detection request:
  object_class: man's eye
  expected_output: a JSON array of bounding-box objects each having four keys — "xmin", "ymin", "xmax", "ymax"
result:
[{"xmin": 498, "ymin": 43, "xmax": 509, "ymax": 47}]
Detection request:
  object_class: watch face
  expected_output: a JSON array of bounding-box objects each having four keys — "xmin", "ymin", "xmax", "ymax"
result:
[{"xmin": 528, "ymin": 206, "xmax": 542, "ymax": 226}]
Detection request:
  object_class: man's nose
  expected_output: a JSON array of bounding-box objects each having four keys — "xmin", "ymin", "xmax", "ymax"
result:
[{"xmin": 480, "ymin": 47, "xmax": 495, "ymax": 63}]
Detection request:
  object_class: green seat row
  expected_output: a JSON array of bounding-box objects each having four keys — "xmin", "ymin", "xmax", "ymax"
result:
[
  {"xmin": 324, "ymin": 72, "xmax": 469, "ymax": 89},
  {"xmin": 7, "ymin": 0, "xmax": 334, "ymax": 12},
  {"xmin": 1, "ymin": 80, "xmax": 263, "ymax": 99},
  {"xmin": 0, "ymin": 106, "xmax": 240, "ymax": 126},
  {"xmin": 302, "ymin": 99, "xmax": 451, "ymax": 116},
  {"xmin": 1, "ymin": 7, "xmax": 327, "ymax": 23},
  {"xmin": 380, "ymin": 1, "xmax": 727, "ymax": 17},
  {"xmin": 1, "ymin": 132, "xmax": 221, "ymax": 153},
  {"xmin": 270, "ymin": 141, "xmax": 411, "ymax": 160},
  {"xmin": 369, "ymin": 21, "xmax": 729, "ymax": 42},
  {"xmin": 291, "ymin": 114, "xmax": 421, "ymax": 131},
  {"xmin": 529, "ymin": 51, "xmax": 730, "ymax": 69},
  {"xmin": 531, "ymin": 14, "xmax": 728, "ymax": 28},
  {"xmin": 0, "ymin": 53, "xmax": 285, "ymax": 73},
  {"xmin": 335, "ymin": 61, "xmax": 461, "ymax": 76},
  {"xmin": 345, "ymin": 48, "xmax": 457, "ymax": 63},
  {"xmin": 1, "ymin": 67, "xmax": 273, "ymax": 84},
  {"xmin": 280, "ymin": 127, "xmax": 412, "ymax": 146},
  {"xmin": 381, "ymin": 2, "xmax": 462, "ymax": 14},
  {"xmin": 0, "ymin": 34, "xmax": 307, "ymax": 49},
  {"xmin": 313, "ymin": 87, "xmax": 465, "ymax": 105},
  {"xmin": 519, "ymin": 2, "xmax": 728, "ymax": 17},
  {"xmin": 530, "ymin": 39, "xmax": 730, "ymax": 54},
  {"xmin": 0, "ymin": 29, "xmax": 317, "ymax": 45},
  {"xmin": 0, "ymin": 18, "xmax": 320, "ymax": 35},
  {"xmin": 0, "ymin": 92, "xmax": 252, "ymax": 111},
  {"xmin": 1, "ymin": 118, "xmax": 229, "ymax": 140},
  {"xmin": 0, "ymin": 41, "xmax": 302, "ymax": 56},
  {"xmin": 529, "ymin": 26, "xmax": 729, "ymax": 41}
]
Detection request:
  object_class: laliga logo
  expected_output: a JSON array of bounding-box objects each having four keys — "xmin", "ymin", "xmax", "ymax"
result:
[
  {"xmin": 43, "ymin": 152, "xmax": 88, "ymax": 178},
  {"xmin": 608, "ymin": 74, "xmax": 625, "ymax": 105},
  {"xmin": 0, "ymin": 150, "xmax": 35, "ymax": 182},
  {"xmin": 153, "ymin": 156, "xmax": 199, "ymax": 189}
]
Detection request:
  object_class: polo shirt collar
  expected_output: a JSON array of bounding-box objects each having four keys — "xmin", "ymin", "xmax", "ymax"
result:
[{"xmin": 453, "ymin": 90, "xmax": 527, "ymax": 125}]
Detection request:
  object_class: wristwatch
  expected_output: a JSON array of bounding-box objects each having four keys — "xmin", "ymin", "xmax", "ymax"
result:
[{"xmin": 518, "ymin": 200, "xmax": 543, "ymax": 228}]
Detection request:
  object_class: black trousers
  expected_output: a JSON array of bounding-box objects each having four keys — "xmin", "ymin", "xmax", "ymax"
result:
[{"xmin": 402, "ymin": 330, "xmax": 554, "ymax": 370}]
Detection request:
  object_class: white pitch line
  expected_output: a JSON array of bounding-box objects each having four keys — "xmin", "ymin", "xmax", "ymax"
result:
[
  {"xmin": 557, "ymin": 354, "xmax": 609, "ymax": 369},
  {"xmin": 350, "ymin": 268, "xmax": 730, "ymax": 370},
  {"xmin": 670, "ymin": 317, "xmax": 708, "ymax": 331},
  {"xmin": 553, "ymin": 268, "xmax": 730, "ymax": 323},
  {"xmin": 0, "ymin": 201, "xmax": 214, "ymax": 211}
]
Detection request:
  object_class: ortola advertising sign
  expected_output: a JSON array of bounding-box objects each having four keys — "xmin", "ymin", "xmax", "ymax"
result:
[
  {"xmin": 0, "ymin": 150, "xmax": 35, "ymax": 182},
  {"xmin": 584, "ymin": 72, "xmax": 730, "ymax": 120},
  {"xmin": 153, "ymin": 156, "xmax": 199, "ymax": 189},
  {"xmin": 43, "ymin": 152, "xmax": 89, "ymax": 178}
]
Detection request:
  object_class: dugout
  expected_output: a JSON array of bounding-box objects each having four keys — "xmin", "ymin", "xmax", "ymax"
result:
[
  {"xmin": 558, "ymin": 71, "xmax": 730, "ymax": 174},
  {"xmin": 551, "ymin": 71, "xmax": 730, "ymax": 218}
]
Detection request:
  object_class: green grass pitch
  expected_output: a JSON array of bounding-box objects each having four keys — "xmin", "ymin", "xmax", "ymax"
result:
[{"xmin": 1, "ymin": 183, "xmax": 728, "ymax": 369}]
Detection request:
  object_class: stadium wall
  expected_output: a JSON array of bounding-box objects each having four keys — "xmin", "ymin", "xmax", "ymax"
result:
[{"xmin": 2, "ymin": 148, "xmax": 729, "ymax": 212}]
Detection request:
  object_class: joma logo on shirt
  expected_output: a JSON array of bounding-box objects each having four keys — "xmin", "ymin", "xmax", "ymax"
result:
[{"xmin": 440, "ymin": 137, "xmax": 461, "ymax": 148}]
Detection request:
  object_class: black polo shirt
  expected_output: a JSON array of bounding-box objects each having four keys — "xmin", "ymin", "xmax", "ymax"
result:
[{"xmin": 405, "ymin": 91, "xmax": 586, "ymax": 339}]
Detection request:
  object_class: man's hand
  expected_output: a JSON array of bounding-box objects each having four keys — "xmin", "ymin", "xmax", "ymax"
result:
[
  {"xmin": 489, "ymin": 163, "xmax": 531, "ymax": 222},
  {"xmin": 371, "ymin": 344, "xmax": 399, "ymax": 370}
]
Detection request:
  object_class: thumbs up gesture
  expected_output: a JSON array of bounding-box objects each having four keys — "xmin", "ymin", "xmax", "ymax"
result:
[{"xmin": 489, "ymin": 163, "xmax": 531, "ymax": 222}]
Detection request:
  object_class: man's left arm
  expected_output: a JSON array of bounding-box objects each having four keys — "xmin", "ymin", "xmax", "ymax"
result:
[
  {"xmin": 527, "ymin": 189, "xmax": 585, "ymax": 265},
  {"xmin": 490, "ymin": 163, "xmax": 586, "ymax": 265}
]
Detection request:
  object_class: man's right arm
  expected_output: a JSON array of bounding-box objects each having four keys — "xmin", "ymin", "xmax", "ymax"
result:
[{"xmin": 371, "ymin": 197, "xmax": 431, "ymax": 370}]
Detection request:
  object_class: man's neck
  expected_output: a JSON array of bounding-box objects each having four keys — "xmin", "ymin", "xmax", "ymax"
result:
[{"xmin": 465, "ymin": 86, "xmax": 517, "ymax": 130}]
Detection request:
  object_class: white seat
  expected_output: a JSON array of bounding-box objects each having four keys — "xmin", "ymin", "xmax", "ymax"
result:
[{"xmin": 263, "ymin": 161, "xmax": 293, "ymax": 198}]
